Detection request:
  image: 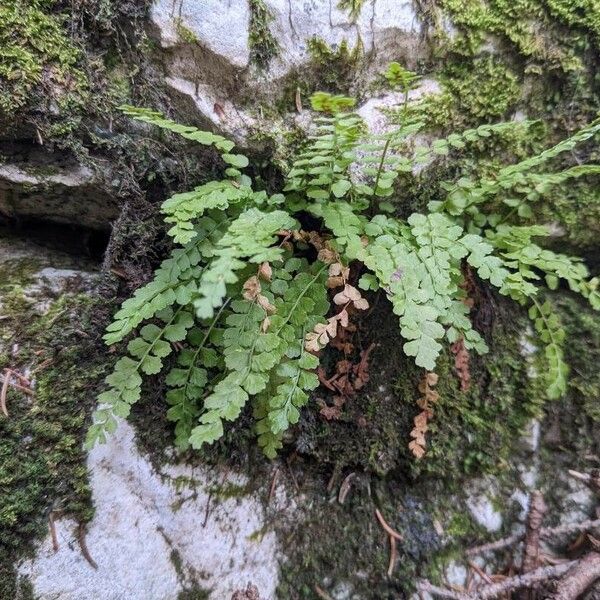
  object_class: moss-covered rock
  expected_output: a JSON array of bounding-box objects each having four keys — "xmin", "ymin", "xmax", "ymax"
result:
[
  {"xmin": 0, "ymin": 0, "xmax": 88, "ymax": 130},
  {"xmin": 0, "ymin": 235, "xmax": 109, "ymax": 597}
]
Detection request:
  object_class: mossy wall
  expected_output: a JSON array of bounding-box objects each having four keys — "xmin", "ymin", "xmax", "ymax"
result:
[
  {"xmin": 1, "ymin": 0, "xmax": 599, "ymax": 597},
  {"xmin": 0, "ymin": 245, "xmax": 111, "ymax": 598}
]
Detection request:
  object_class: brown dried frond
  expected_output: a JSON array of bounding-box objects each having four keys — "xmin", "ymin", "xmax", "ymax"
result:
[
  {"xmin": 409, "ymin": 372, "xmax": 439, "ymax": 459},
  {"xmin": 258, "ymin": 262, "xmax": 272, "ymax": 281},
  {"xmin": 451, "ymin": 337, "xmax": 471, "ymax": 391}
]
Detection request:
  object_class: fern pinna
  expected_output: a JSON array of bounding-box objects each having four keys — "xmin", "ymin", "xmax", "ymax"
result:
[{"xmin": 87, "ymin": 98, "xmax": 600, "ymax": 457}]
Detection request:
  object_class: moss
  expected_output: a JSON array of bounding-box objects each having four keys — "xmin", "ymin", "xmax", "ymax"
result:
[
  {"xmin": 307, "ymin": 37, "xmax": 363, "ymax": 91},
  {"xmin": 293, "ymin": 295, "xmax": 545, "ymax": 478},
  {"xmin": 536, "ymin": 178, "xmax": 600, "ymax": 254},
  {"xmin": 430, "ymin": 0, "xmax": 600, "ymax": 134},
  {"xmin": 0, "ymin": 281, "xmax": 109, "ymax": 597},
  {"xmin": 544, "ymin": 0, "xmax": 600, "ymax": 42},
  {"xmin": 277, "ymin": 475, "xmax": 441, "ymax": 598},
  {"xmin": 556, "ymin": 294, "xmax": 600, "ymax": 428},
  {"xmin": 177, "ymin": 587, "xmax": 211, "ymax": 600},
  {"xmin": 249, "ymin": 0, "xmax": 279, "ymax": 70},
  {"xmin": 174, "ymin": 18, "xmax": 199, "ymax": 45},
  {"xmin": 442, "ymin": 56, "xmax": 520, "ymax": 123},
  {"xmin": 408, "ymin": 54, "xmax": 521, "ymax": 130},
  {"xmin": 438, "ymin": 0, "xmax": 588, "ymax": 69},
  {"xmin": 337, "ymin": 0, "xmax": 364, "ymax": 20},
  {"xmin": 0, "ymin": 0, "xmax": 88, "ymax": 118}
]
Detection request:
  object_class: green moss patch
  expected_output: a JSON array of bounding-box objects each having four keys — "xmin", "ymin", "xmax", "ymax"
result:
[
  {"xmin": 0, "ymin": 0, "xmax": 88, "ymax": 117},
  {"xmin": 249, "ymin": 0, "xmax": 279, "ymax": 69},
  {"xmin": 0, "ymin": 278, "xmax": 109, "ymax": 597}
]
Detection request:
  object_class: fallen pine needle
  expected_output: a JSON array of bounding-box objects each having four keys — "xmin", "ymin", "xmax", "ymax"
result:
[
  {"xmin": 338, "ymin": 472, "xmax": 355, "ymax": 504},
  {"xmin": 467, "ymin": 560, "xmax": 493, "ymax": 584},
  {"xmin": 49, "ymin": 512, "xmax": 59, "ymax": 552},
  {"xmin": 375, "ymin": 508, "xmax": 403, "ymax": 541},
  {"xmin": 314, "ymin": 584, "xmax": 334, "ymax": 600},
  {"xmin": 387, "ymin": 535, "xmax": 397, "ymax": 577},
  {"xmin": 78, "ymin": 523, "xmax": 97, "ymax": 569},
  {"xmin": 0, "ymin": 370, "xmax": 9, "ymax": 417},
  {"xmin": 31, "ymin": 358, "xmax": 54, "ymax": 376},
  {"xmin": 268, "ymin": 466, "xmax": 280, "ymax": 505}
]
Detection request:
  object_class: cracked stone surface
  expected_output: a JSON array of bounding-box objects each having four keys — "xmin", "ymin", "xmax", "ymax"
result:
[
  {"xmin": 150, "ymin": 0, "xmax": 427, "ymax": 142},
  {"xmin": 18, "ymin": 421, "xmax": 281, "ymax": 599},
  {"xmin": 0, "ymin": 146, "xmax": 117, "ymax": 230}
]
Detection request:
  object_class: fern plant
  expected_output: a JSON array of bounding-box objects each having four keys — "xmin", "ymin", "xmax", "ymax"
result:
[{"xmin": 87, "ymin": 95, "xmax": 600, "ymax": 457}]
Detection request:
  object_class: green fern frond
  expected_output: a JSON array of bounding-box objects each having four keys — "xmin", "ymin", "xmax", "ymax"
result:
[{"xmin": 88, "ymin": 100, "xmax": 600, "ymax": 457}]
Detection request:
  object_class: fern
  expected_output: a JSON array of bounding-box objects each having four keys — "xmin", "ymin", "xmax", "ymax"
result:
[{"xmin": 88, "ymin": 83, "xmax": 600, "ymax": 456}]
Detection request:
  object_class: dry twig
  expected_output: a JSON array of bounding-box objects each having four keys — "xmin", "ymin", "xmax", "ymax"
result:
[
  {"xmin": 550, "ymin": 552, "xmax": 600, "ymax": 600},
  {"xmin": 417, "ymin": 581, "xmax": 470, "ymax": 599},
  {"xmin": 521, "ymin": 491, "xmax": 547, "ymax": 579},
  {"xmin": 419, "ymin": 561, "xmax": 577, "ymax": 600},
  {"xmin": 467, "ymin": 517, "xmax": 600, "ymax": 556}
]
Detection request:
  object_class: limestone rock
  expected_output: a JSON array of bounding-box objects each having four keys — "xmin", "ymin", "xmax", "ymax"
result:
[
  {"xmin": 18, "ymin": 421, "xmax": 280, "ymax": 600},
  {"xmin": 0, "ymin": 146, "xmax": 118, "ymax": 230},
  {"xmin": 149, "ymin": 0, "xmax": 426, "ymax": 143}
]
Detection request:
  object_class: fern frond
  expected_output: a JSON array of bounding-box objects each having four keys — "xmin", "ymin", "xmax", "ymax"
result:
[
  {"xmin": 104, "ymin": 215, "xmax": 230, "ymax": 345},
  {"xmin": 118, "ymin": 105, "xmax": 236, "ymax": 153},
  {"xmin": 90, "ymin": 102, "xmax": 600, "ymax": 458},
  {"xmin": 193, "ymin": 208, "xmax": 297, "ymax": 319},
  {"xmin": 528, "ymin": 298, "xmax": 568, "ymax": 399},
  {"xmin": 87, "ymin": 307, "xmax": 195, "ymax": 447},
  {"xmin": 162, "ymin": 180, "xmax": 255, "ymax": 244},
  {"xmin": 438, "ymin": 119, "xmax": 600, "ymax": 216}
]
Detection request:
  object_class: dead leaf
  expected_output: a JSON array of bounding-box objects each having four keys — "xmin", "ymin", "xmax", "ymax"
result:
[
  {"xmin": 409, "ymin": 371, "xmax": 440, "ymax": 459},
  {"xmin": 353, "ymin": 297, "xmax": 369, "ymax": 310},
  {"xmin": 317, "ymin": 248, "xmax": 337, "ymax": 264},
  {"xmin": 257, "ymin": 294, "xmax": 276, "ymax": 314},
  {"xmin": 258, "ymin": 262, "xmax": 272, "ymax": 282},
  {"xmin": 214, "ymin": 102, "xmax": 226, "ymax": 121},
  {"xmin": 451, "ymin": 338, "xmax": 471, "ymax": 391},
  {"xmin": 326, "ymin": 276, "xmax": 344, "ymax": 289},
  {"xmin": 243, "ymin": 276, "xmax": 261, "ymax": 301}
]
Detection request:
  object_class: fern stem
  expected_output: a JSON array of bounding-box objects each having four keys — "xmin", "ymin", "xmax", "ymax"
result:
[
  {"xmin": 274, "ymin": 264, "xmax": 327, "ymax": 336},
  {"xmin": 372, "ymin": 137, "xmax": 392, "ymax": 196},
  {"xmin": 281, "ymin": 326, "xmax": 307, "ymax": 412},
  {"xmin": 530, "ymin": 295, "xmax": 559, "ymax": 352},
  {"xmin": 135, "ymin": 308, "xmax": 182, "ymax": 371},
  {"xmin": 183, "ymin": 299, "xmax": 230, "ymax": 392}
]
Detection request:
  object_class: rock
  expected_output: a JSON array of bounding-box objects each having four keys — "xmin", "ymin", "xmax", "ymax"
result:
[
  {"xmin": 151, "ymin": 0, "xmax": 252, "ymax": 68},
  {"xmin": 0, "ymin": 145, "xmax": 118, "ymax": 230},
  {"xmin": 356, "ymin": 79, "xmax": 441, "ymax": 136},
  {"xmin": 149, "ymin": 0, "xmax": 428, "ymax": 143},
  {"xmin": 466, "ymin": 480, "xmax": 503, "ymax": 533},
  {"xmin": 18, "ymin": 421, "xmax": 280, "ymax": 600},
  {"xmin": 444, "ymin": 561, "xmax": 467, "ymax": 587}
]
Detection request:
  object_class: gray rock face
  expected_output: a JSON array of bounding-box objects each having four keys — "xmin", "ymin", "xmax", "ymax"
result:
[
  {"xmin": 18, "ymin": 421, "xmax": 281, "ymax": 600},
  {"xmin": 0, "ymin": 146, "xmax": 118, "ymax": 230},
  {"xmin": 150, "ymin": 0, "xmax": 426, "ymax": 142}
]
